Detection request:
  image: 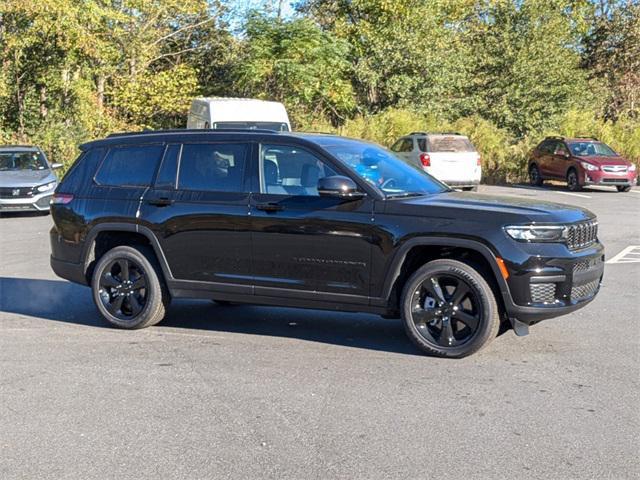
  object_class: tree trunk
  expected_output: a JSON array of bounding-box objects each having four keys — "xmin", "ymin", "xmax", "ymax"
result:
[
  {"xmin": 96, "ymin": 75, "xmax": 105, "ymax": 109},
  {"xmin": 39, "ymin": 84, "xmax": 48, "ymax": 120}
]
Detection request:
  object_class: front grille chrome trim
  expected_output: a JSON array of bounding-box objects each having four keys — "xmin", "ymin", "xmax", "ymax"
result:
[{"xmin": 565, "ymin": 220, "xmax": 598, "ymax": 251}]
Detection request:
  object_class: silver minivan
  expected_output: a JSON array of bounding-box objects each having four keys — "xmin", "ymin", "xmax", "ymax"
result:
[{"xmin": 0, "ymin": 145, "xmax": 61, "ymax": 213}]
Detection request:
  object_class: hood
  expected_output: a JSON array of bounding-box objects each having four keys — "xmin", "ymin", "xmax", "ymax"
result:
[
  {"xmin": 387, "ymin": 191, "xmax": 594, "ymax": 224},
  {"xmin": 0, "ymin": 169, "xmax": 56, "ymax": 188},
  {"xmin": 575, "ymin": 155, "xmax": 629, "ymax": 166}
]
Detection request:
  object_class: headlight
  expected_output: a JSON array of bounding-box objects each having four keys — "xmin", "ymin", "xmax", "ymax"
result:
[
  {"xmin": 504, "ymin": 225, "xmax": 566, "ymax": 242},
  {"xmin": 629, "ymin": 164, "xmax": 636, "ymax": 172},
  {"xmin": 37, "ymin": 181, "xmax": 57, "ymax": 192},
  {"xmin": 580, "ymin": 161, "xmax": 599, "ymax": 171}
]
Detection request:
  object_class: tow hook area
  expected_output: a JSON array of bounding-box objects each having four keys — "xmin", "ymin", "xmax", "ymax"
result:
[{"xmin": 510, "ymin": 318, "xmax": 530, "ymax": 336}]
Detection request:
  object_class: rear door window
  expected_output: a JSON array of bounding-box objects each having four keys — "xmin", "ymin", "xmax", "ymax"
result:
[
  {"xmin": 95, "ymin": 145, "xmax": 164, "ymax": 187},
  {"xmin": 178, "ymin": 143, "xmax": 249, "ymax": 192},
  {"xmin": 417, "ymin": 138, "xmax": 427, "ymax": 152}
]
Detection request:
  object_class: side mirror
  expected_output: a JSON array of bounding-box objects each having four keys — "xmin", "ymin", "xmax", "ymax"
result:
[
  {"xmin": 51, "ymin": 163, "xmax": 63, "ymax": 169},
  {"xmin": 318, "ymin": 176, "xmax": 364, "ymax": 199}
]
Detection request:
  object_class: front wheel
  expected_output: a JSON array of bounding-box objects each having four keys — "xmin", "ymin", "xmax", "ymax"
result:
[
  {"xmin": 400, "ymin": 259, "xmax": 501, "ymax": 358},
  {"xmin": 567, "ymin": 169, "xmax": 581, "ymax": 191},
  {"xmin": 529, "ymin": 164, "xmax": 543, "ymax": 186},
  {"xmin": 91, "ymin": 245, "xmax": 169, "ymax": 329},
  {"xmin": 616, "ymin": 185, "xmax": 631, "ymax": 193}
]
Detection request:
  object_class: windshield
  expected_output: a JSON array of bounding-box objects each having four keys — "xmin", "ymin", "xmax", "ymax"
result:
[
  {"xmin": 0, "ymin": 151, "xmax": 48, "ymax": 171},
  {"xmin": 213, "ymin": 121, "xmax": 289, "ymax": 132},
  {"xmin": 568, "ymin": 141, "xmax": 618, "ymax": 157},
  {"xmin": 428, "ymin": 136, "xmax": 476, "ymax": 152},
  {"xmin": 323, "ymin": 140, "xmax": 449, "ymax": 196}
]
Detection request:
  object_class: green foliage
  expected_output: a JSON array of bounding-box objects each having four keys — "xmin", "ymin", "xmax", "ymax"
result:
[
  {"xmin": 0, "ymin": 0, "xmax": 637, "ymax": 182},
  {"xmin": 233, "ymin": 15, "xmax": 355, "ymax": 126}
]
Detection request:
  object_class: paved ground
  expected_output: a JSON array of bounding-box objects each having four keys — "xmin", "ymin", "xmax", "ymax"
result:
[{"xmin": 1, "ymin": 185, "xmax": 639, "ymax": 479}]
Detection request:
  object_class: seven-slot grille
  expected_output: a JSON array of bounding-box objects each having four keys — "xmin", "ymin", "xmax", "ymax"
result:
[
  {"xmin": 565, "ymin": 220, "xmax": 598, "ymax": 250},
  {"xmin": 0, "ymin": 186, "xmax": 34, "ymax": 199}
]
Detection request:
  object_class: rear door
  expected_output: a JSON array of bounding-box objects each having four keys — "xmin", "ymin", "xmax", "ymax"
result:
[
  {"xmin": 426, "ymin": 135, "xmax": 478, "ymax": 183},
  {"xmin": 549, "ymin": 141, "xmax": 571, "ymax": 179},
  {"xmin": 249, "ymin": 143, "xmax": 373, "ymax": 301},
  {"xmin": 140, "ymin": 141, "xmax": 254, "ymax": 292}
]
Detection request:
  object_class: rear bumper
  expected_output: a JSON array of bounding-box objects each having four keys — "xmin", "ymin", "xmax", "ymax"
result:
[
  {"xmin": 50, "ymin": 256, "xmax": 88, "ymax": 286},
  {"xmin": 0, "ymin": 193, "xmax": 53, "ymax": 211},
  {"xmin": 445, "ymin": 180, "xmax": 480, "ymax": 188}
]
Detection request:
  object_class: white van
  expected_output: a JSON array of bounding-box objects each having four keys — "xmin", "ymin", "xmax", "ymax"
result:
[{"xmin": 186, "ymin": 97, "xmax": 291, "ymax": 131}]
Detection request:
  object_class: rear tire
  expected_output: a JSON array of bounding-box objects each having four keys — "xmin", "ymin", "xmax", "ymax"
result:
[
  {"xmin": 462, "ymin": 186, "xmax": 478, "ymax": 192},
  {"xmin": 616, "ymin": 186, "xmax": 631, "ymax": 192},
  {"xmin": 529, "ymin": 164, "xmax": 543, "ymax": 186},
  {"xmin": 91, "ymin": 245, "xmax": 169, "ymax": 329},
  {"xmin": 567, "ymin": 169, "xmax": 581, "ymax": 191},
  {"xmin": 400, "ymin": 259, "xmax": 500, "ymax": 358}
]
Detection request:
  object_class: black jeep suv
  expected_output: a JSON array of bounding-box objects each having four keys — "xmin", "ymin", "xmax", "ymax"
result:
[{"xmin": 50, "ymin": 130, "xmax": 604, "ymax": 357}]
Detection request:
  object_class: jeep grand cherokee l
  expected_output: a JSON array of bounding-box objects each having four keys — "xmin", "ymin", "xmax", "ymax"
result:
[
  {"xmin": 50, "ymin": 130, "xmax": 604, "ymax": 358},
  {"xmin": 529, "ymin": 136, "xmax": 637, "ymax": 192}
]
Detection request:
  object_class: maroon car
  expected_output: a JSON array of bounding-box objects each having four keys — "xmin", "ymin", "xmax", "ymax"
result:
[{"xmin": 528, "ymin": 136, "xmax": 637, "ymax": 192}]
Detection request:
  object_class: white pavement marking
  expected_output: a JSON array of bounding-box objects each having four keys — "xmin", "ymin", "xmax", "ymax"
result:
[
  {"xmin": 555, "ymin": 191, "xmax": 592, "ymax": 199},
  {"xmin": 629, "ymin": 189, "xmax": 640, "ymax": 194},
  {"xmin": 607, "ymin": 245, "xmax": 640, "ymax": 264}
]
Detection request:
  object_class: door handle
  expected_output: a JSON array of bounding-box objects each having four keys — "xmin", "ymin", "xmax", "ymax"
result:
[
  {"xmin": 147, "ymin": 197, "xmax": 173, "ymax": 207},
  {"xmin": 255, "ymin": 202, "xmax": 284, "ymax": 212}
]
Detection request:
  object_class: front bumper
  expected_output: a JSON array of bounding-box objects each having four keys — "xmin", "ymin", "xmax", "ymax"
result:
[
  {"xmin": 0, "ymin": 192, "xmax": 54, "ymax": 211},
  {"xmin": 583, "ymin": 169, "xmax": 636, "ymax": 187},
  {"xmin": 502, "ymin": 243, "xmax": 605, "ymax": 325}
]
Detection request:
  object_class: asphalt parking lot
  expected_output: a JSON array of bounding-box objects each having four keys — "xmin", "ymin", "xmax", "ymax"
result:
[{"xmin": 1, "ymin": 184, "xmax": 639, "ymax": 479}]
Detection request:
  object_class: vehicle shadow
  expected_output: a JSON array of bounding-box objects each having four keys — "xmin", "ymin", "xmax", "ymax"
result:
[
  {"xmin": 0, "ymin": 276, "xmax": 423, "ymax": 355},
  {"xmin": 506, "ymin": 183, "xmax": 620, "ymax": 194}
]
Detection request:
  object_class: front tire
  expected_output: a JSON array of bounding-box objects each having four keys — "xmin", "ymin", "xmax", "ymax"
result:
[
  {"xmin": 616, "ymin": 185, "xmax": 631, "ymax": 192},
  {"xmin": 529, "ymin": 164, "xmax": 543, "ymax": 186},
  {"xmin": 567, "ymin": 169, "xmax": 581, "ymax": 191},
  {"xmin": 91, "ymin": 245, "xmax": 169, "ymax": 329},
  {"xmin": 400, "ymin": 259, "xmax": 500, "ymax": 358}
]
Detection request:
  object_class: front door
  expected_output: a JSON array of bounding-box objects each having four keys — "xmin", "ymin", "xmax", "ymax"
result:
[
  {"xmin": 249, "ymin": 143, "xmax": 373, "ymax": 302},
  {"xmin": 140, "ymin": 142, "xmax": 254, "ymax": 293}
]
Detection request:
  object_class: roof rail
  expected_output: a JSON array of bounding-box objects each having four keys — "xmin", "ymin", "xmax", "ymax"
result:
[
  {"xmin": 106, "ymin": 128, "xmax": 281, "ymax": 138},
  {"xmin": 409, "ymin": 131, "xmax": 428, "ymax": 136},
  {"xmin": 544, "ymin": 135, "xmax": 564, "ymax": 141},
  {"xmin": 0, "ymin": 144, "xmax": 38, "ymax": 149},
  {"xmin": 410, "ymin": 131, "xmax": 463, "ymax": 136}
]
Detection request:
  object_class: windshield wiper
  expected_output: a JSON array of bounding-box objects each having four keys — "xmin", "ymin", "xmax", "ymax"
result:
[{"xmin": 386, "ymin": 192, "xmax": 427, "ymax": 198}]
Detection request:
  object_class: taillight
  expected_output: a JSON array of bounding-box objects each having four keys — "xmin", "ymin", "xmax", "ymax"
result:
[
  {"xmin": 419, "ymin": 153, "xmax": 431, "ymax": 167},
  {"xmin": 477, "ymin": 156, "xmax": 482, "ymax": 166},
  {"xmin": 51, "ymin": 193, "xmax": 74, "ymax": 204}
]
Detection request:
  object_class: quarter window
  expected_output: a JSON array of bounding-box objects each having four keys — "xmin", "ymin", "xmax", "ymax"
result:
[
  {"xmin": 95, "ymin": 145, "xmax": 164, "ymax": 187},
  {"xmin": 178, "ymin": 143, "xmax": 248, "ymax": 192}
]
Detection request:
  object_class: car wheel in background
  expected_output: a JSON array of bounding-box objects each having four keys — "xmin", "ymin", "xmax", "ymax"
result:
[
  {"xmin": 91, "ymin": 245, "xmax": 169, "ymax": 329},
  {"xmin": 567, "ymin": 169, "xmax": 581, "ymax": 191},
  {"xmin": 529, "ymin": 164, "xmax": 543, "ymax": 186},
  {"xmin": 616, "ymin": 186, "xmax": 631, "ymax": 193},
  {"xmin": 400, "ymin": 259, "xmax": 500, "ymax": 358}
]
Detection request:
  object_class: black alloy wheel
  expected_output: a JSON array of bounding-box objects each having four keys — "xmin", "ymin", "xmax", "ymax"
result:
[
  {"xmin": 98, "ymin": 258, "xmax": 148, "ymax": 320},
  {"xmin": 401, "ymin": 259, "xmax": 500, "ymax": 358},
  {"xmin": 410, "ymin": 274, "xmax": 480, "ymax": 348},
  {"xmin": 616, "ymin": 185, "xmax": 631, "ymax": 192},
  {"xmin": 529, "ymin": 164, "xmax": 542, "ymax": 186},
  {"xmin": 91, "ymin": 245, "xmax": 168, "ymax": 329},
  {"xmin": 567, "ymin": 169, "xmax": 581, "ymax": 191}
]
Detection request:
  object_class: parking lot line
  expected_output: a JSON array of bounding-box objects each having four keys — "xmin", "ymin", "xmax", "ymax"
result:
[
  {"xmin": 555, "ymin": 191, "xmax": 592, "ymax": 199},
  {"xmin": 606, "ymin": 245, "xmax": 640, "ymax": 264}
]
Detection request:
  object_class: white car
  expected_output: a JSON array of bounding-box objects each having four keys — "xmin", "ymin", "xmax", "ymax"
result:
[
  {"xmin": 390, "ymin": 132, "xmax": 481, "ymax": 190},
  {"xmin": 186, "ymin": 97, "xmax": 291, "ymax": 132}
]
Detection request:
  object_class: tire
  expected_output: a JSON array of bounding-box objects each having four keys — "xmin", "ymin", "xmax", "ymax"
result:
[
  {"xmin": 616, "ymin": 186, "xmax": 631, "ymax": 193},
  {"xmin": 400, "ymin": 259, "xmax": 500, "ymax": 358},
  {"xmin": 462, "ymin": 186, "xmax": 478, "ymax": 192},
  {"xmin": 529, "ymin": 164, "xmax": 543, "ymax": 186},
  {"xmin": 566, "ymin": 169, "xmax": 581, "ymax": 191},
  {"xmin": 91, "ymin": 245, "xmax": 169, "ymax": 329}
]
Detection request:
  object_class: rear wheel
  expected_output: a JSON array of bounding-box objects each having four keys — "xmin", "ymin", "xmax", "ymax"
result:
[
  {"xmin": 400, "ymin": 259, "xmax": 500, "ymax": 358},
  {"xmin": 616, "ymin": 185, "xmax": 631, "ymax": 193},
  {"xmin": 529, "ymin": 164, "xmax": 543, "ymax": 186},
  {"xmin": 462, "ymin": 186, "xmax": 478, "ymax": 192},
  {"xmin": 567, "ymin": 169, "xmax": 581, "ymax": 191},
  {"xmin": 91, "ymin": 245, "xmax": 169, "ymax": 329}
]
